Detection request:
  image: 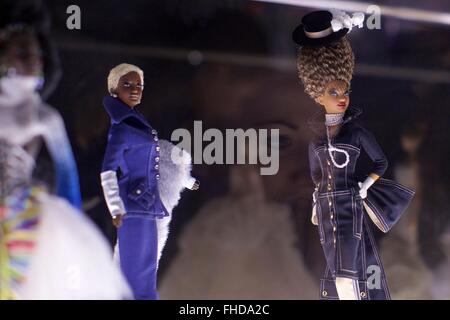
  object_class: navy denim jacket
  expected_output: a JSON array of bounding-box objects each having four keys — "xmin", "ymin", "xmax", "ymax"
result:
[
  {"xmin": 308, "ymin": 107, "xmax": 414, "ymax": 233},
  {"xmin": 308, "ymin": 107, "xmax": 388, "ymax": 192},
  {"xmin": 101, "ymin": 96, "xmax": 168, "ymax": 218}
]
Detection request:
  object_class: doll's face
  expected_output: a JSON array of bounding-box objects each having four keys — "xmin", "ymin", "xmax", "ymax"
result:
[
  {"xmin": 316, "ymin": 80, "xmax": 350, "ymax": 114},
  {"xmin": 0, "ymin": 31, "xmax": 43, "ymax": 77},
  {"xmin": 114, "ymin": 71, "xmax": 144, "ymax": 108}
]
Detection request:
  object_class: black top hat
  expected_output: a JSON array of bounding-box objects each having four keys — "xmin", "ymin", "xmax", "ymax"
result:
[{"xmin": 292, "ymin": 10, "xmax": 348, "ymax": 47}]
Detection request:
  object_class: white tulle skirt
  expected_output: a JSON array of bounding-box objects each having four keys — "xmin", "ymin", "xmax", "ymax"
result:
[{"xmin": 18, "ymin": 193, "xmax": 131, "ymax": 299}]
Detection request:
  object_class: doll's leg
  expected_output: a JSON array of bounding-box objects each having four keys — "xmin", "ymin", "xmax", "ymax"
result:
[
  {"xmin": 118, "ymin": 216, "xmax": 159, "ymax": 300},
  {"xmin": 335, "ymin": 277, "xmax": 360, "ymax": 300}
]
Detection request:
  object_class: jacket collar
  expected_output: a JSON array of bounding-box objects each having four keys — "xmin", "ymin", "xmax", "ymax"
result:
[
  {"xmin": 103, "ymin": 95, "xmax": 150, "ymax": 127},
  {"xmin": 307, "ymin": 106, "xmax": 362, "ymax": 136}
]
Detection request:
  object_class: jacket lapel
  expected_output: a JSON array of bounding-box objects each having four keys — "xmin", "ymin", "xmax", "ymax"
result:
[{"xmin": 103, "ymin": 96, "xmax": 150, "ymax": 128}]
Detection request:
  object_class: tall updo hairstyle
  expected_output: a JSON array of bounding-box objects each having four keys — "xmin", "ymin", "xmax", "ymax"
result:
[{"xmin": 297, "ymin": 37, "xmax": 355, "ymax": 102}]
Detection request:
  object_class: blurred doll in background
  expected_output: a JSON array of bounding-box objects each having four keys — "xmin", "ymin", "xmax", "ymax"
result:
[
  {"xmin": 380, "ymin": 121, "xmax": 433, "ymax": 299},
  {"xmin": 0, "ymin": 0, "xmax": 130, "ymax": 299},
  {"xmin": 0, "ymin": 0, "xmax": 80, "ymax": 208},
  {"xmin": 100, "ymin": 63, "xmax": 199, "ymax": 300},
  {"xmin": 381, "ymin": 111, "xmax": 450, "ymax": 299}
]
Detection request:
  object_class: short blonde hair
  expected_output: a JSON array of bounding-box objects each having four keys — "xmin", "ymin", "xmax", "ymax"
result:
[
  {"xmin": 297, "ymin": 37, "xmax": 354, "ymax": 100},
  {"xmin": 107, "ymin": 63, "xmax": 144, "ymax": 94}
]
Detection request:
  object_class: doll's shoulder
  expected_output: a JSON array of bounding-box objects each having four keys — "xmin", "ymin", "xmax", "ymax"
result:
[
  {"xmin": 346, "ymin": 120, "xmax": 365, "ymax": 132},
  {"xmin": 109, "ymin": 122, "xmax": 130, "ymax": 137},
  {"xmin": 345, "ymin": 121, "xmax": 369, "ymax": 138},
  {"xmin": 105, "ymin": 123, "xmax": 130, "ymax": 147},
  {"xmin": 344, "ymin": 121, "xmax": 380, "ymax": 149},
  {"xmin": 37, "ymin": 103, "xmax": 65, "ymax": 128}
]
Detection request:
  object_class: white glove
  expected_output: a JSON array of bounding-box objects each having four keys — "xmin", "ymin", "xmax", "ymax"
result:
[
  {"xmin": 311, "ymin": 204, "xmax": 318, "ymax": 226},
  {"xmin": 358, "ymin": 176, "xmax": 376, "ymax": 199}
]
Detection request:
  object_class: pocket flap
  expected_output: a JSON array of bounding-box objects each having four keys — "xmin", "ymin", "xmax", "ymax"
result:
[{"xmin": 128, "ymin": 182, "xmax": 156, "ymax": 209}]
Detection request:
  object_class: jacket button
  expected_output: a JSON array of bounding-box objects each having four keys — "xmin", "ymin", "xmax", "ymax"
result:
[
  {"xmin": 328, "ymin": 174, "xmax": 332, "ymax": 179},
  {"xmin": 156, "ymin": 174, "xmax": 160, "ymax": 180},
  {"xmin": 154, "ymin": 164, "xmax": 159, "ymax": 170},
  {"xmin": 151, "ymin": 129, "xmax": 157, "ymax": 135},
  {"xmin": 360, "ymin": 291, "xmax": 366, "ymax": 298},
  {"xmin": 154, "ymin": 137, "xmax": 158, "ymax": 142},
  {"xmin": 330, "ymin": 214, "xmax": 334, "ymax": 219},
  {"xmin": 328, "ymin": 201, "xmax": 332, "ymax": 206},
  {"xmin": 322, "ymin": 290, "xmax": 328, "ymax": 297},
  {"xmin": 327, "ymin": 160, "xmax": 331, "ymax": 166},
  {"xmin": 156, "ymin": 146, "xmax": 160, "ymax": 152},
  {"xmin": 136, "ymin": 189, "xmax": 142, "ymax": 195},
  {"xmin": 333, "ymin": 226, "xmax": 336, "ymax": 232},
  {"xmin": 155, "ymin": 157, "xmax": 160, "ymax": 162}
]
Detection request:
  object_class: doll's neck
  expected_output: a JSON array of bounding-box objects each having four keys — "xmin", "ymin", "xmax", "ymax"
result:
[{"xmin": 325, "ymin": 112, "xmax": 344, "ymax": 127}]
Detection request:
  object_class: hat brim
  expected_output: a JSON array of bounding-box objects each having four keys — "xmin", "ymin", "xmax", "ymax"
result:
[{"xmin": 292, "ymin": 25, "xmax": 349, "ymax": 47}]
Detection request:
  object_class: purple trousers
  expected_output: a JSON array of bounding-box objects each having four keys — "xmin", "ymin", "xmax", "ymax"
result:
[{"xmin": 118, "ymin": 215, "xmax": 159, "ymax": 300}]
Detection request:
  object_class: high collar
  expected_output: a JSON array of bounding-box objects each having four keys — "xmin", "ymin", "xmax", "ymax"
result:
[
  {"xmin": 307, "ymin": 106, "xmax": 362, "ymax": 136},
  {"xmin": 103, "ymin": 95, "xmax": 150, "ymax": 127}
]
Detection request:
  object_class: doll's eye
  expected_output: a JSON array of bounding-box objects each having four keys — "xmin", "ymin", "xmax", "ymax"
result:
[
  {"xmin": 123, "ymin": 82, "xmax": 144, "ymax": 89},
  {"xmin": 329, "ymin": 90, "xmax": 338, "ymax": 97}
]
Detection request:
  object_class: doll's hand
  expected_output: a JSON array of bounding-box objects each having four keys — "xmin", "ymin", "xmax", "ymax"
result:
[
  {"xmin": 358, "ymin": 182, "xmax": 367, "ymax": 199},
  {"xmin": 112, "ymin": 214, "xmax": 124, "ymax": 228},
  {"xmin": 358, "ymin": 177, "xmax": 375, "ymax": 199},
  {"xmin": 191, "ymin": 180, "xmax": 200, "ymax": 191},
  {"xmin": 311, "ymin": 187, "xmax": 319, "ymax": 225}
]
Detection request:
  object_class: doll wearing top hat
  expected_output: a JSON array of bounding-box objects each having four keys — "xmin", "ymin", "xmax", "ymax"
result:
[{"xmin": 292, "ymin": 10, "xmax": 415, "ymax": 300}]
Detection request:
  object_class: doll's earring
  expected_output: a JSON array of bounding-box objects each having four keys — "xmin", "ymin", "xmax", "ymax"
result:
[{"xmin": 110, "ymin": 92, "xmax": 117, "ymax": 98}]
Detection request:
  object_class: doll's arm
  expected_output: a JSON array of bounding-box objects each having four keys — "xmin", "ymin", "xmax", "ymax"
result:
[
  {"xmin": 358, "ymin": 127, "xmax": 388, "ymax": 198},
  {"xmin": 101, "ymin": 171, "xmax": 126, "ymax": 218},
  {"xmin": 308, "ymin": 142, "xmax": 320, "ymax": 225},
  {"xmin": 100, "ymin": 128, "xmax": 126, "ymax": 218},
  {"xmin": 311, "ymin": 184, "xmax": 319, "ymax": 226},
  {"xmin": 359, "ymin": 126, "xmax": 388, "ymax": 177},
  {"xmin": 308, "ymin": 142, "xmax": 322, "ymax": 188},
  {"xmin": 40, "ymin": 105, "xmax": 82, "ymax": 209}
]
